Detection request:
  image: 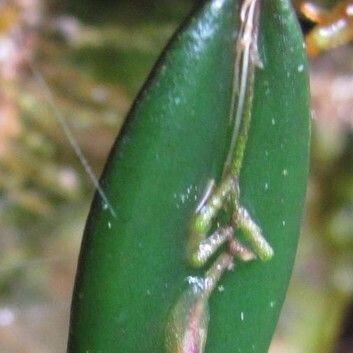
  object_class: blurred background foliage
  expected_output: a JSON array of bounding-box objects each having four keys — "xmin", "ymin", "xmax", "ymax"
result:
[{"xmin": 0, "ymin": 0, "xmax": 352, "ymax": 352}]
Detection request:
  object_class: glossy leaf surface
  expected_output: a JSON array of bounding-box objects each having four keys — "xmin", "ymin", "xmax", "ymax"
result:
[{"xmin": 67, "ymin": 1, "xmax": 310, "ymax": 353}]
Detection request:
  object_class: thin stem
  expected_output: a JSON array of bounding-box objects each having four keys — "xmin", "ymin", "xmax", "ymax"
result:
[{"xmin": 225, "ymin": 0, "xmax": 260, "ymax": 177}]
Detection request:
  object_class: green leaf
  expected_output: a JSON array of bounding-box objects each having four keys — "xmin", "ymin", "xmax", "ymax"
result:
[{"xmin": 67, "ymin": 1, "xmax": 310, "ymax": 353}]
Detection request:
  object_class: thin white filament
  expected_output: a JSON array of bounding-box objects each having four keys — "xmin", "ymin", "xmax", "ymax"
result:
[{"xmin": 30, "ymin": 64, "xmax": 117, "ymax": 218}]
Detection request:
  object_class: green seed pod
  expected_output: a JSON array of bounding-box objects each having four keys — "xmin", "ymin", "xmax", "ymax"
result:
[{"xmin": 165, "ymin": 287, "xmax": 209, "ymax": 353}]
